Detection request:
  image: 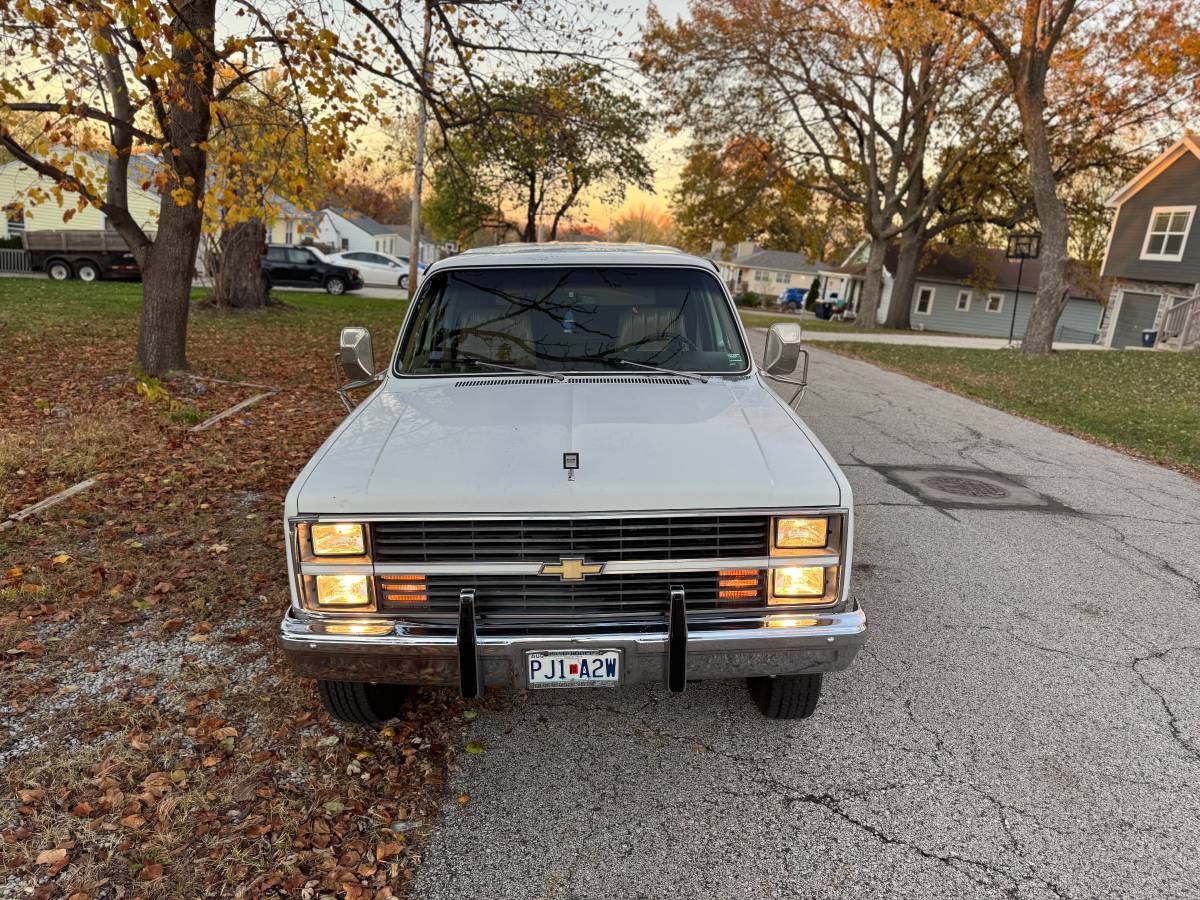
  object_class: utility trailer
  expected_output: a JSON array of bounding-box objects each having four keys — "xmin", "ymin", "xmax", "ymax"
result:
[{"xmin": 23, "ymin": 230, "xmax": 142, "ymax": 282}]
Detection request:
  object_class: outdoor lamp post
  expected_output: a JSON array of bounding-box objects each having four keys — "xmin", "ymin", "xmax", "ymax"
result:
[{"xmin": 1006, "ymin": 232, "xmax": 1041, "ymax": 345}]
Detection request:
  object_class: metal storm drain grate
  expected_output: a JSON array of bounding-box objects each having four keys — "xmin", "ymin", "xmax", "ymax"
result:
[
  {"xmin": 872, "ymin": 466, "xmax": 1063, "ymax": 512},
  {"xmin": 921, "ymin": 475, "xmax": 1010, "ymax": 499}
]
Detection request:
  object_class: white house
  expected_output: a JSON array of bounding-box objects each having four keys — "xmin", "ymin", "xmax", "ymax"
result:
[
  {"xmin": 0, "ymin": 154, "xmax": 313, "ymax": 246},
  {"xmin": 707, "ymin": 240, "xmax": 854, "ymax": 302},
  {"xmin": 315, "ymin": 207, "xmax": 441, "ymax": 264}
]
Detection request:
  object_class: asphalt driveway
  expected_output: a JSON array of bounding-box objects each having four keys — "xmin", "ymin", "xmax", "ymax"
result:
[{"xmin": 412, "ymin": 342, "xmax": 1200, "ymax": 900}]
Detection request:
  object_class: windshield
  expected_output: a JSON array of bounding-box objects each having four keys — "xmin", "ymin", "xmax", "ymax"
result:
[{"xmin": 397, "ymin": 266, "xmax": 748, "ymax": 375}]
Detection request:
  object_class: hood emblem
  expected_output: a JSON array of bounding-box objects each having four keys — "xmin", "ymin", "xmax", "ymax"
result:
[
  {"xmin": 563, "ymin": 451, "xmax": 580, "ymax": 482},
  {"xmin": 540, "ymin": 557, "xmax": 604, "ymax": 581}
]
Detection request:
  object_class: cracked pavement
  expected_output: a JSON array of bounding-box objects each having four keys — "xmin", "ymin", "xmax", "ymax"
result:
[{"xmin": 412, "ymin": 343, "xmax": 1200, "ymax": 900}]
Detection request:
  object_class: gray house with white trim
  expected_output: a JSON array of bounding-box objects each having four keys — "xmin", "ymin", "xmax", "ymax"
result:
[
  {"xmin": 840, "ymin": 242, "xmax": 1104, "ymax": 342},
  {"xmin": 905, "ymin": 245, "xmax": 1103, "ymax": 343},
  {"xmin": 1098, "ymin": 134, "xmax": 1200, "ymax": 350}
]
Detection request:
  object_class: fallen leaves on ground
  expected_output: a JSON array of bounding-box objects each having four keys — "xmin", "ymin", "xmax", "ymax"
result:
[{"xmin": 0, "ymin": 282, "xmax": 464, "ymax": 898}]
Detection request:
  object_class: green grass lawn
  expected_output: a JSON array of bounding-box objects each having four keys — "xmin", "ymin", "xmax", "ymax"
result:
[
  {"xmin": 825, "ymin": 343, "xmax": 1200, "ymax": 475},
  {"xmin": 737, "ymin": 307, "xmax": 914, "ymax": 334},
  {"xmin": 0, "ymin": 277, "xmax": 408, "ymax": 372}
]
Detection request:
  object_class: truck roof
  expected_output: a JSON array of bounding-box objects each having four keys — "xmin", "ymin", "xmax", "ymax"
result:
[{"xmin": 429, "ymin": 242, "xmax": 718, "ymax": 273}]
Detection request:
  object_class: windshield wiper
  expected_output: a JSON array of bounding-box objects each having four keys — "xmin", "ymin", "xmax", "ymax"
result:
[
  {"xmin": 464, "ymin": 358, "xmax": 566, "ymax": 382},
  {"xmin": 618, "ymin": 359, "xmax": 708, "ymax": 383}
]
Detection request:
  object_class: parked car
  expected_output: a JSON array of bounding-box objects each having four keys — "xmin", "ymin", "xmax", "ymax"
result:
[
  {"xmin": 326, "ymin": 249, "xmax": 428, "ymax": 290},
  {"xmin": 24, "ymin": 230, "xmax": 143, "ymax": 281},
  {"xmin": 262, "ymin": 245, "xmax": 363, "ymax": 295},
  {"xmin": 278, "ymin": 243, "xmax": 866, "ymax": 725},
  {"xmin": 777, "ymin": 286, "xmax": 807, "ymax": 312}
]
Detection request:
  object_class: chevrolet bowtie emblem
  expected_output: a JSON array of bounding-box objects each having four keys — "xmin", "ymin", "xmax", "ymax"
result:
[{"xmin": 539, "ymin": 557, "xmax": 604, "ymax": 581}]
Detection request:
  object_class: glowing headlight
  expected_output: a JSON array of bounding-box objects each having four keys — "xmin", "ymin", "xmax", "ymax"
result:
[
  {"xmin": 315, "ymin": 574, "xmax": 371, "ymax": 607},
  {"xmin": 775, "ymin": 517, "xmax": 828, "ymax": 549},
  {"xmin": 311, "ymin": 523, "xmax": 365, "ymax": 556},
  {"xmin": 771, "ymin": 566, "xmax": 826, "ymax": 600}
]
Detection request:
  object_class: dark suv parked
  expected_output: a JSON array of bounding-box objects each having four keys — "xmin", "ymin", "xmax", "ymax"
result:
[{"xmin": 262, "ymin": 245, "xmax": 363, "ymax": 295}]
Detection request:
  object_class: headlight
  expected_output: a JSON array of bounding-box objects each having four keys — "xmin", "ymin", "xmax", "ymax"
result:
[
  {"xmin": 771, "ymin": 566, "xmax": 825, "ymax": 599},
  {"xmin": 314, "ymin": 574, "xmax": 372, "ymax": 607},
  {"xmin": 311, "ymin": 522, "xmax": 365, "ymax": 556},
  {"xmin": 768, "ymin": 513, "xmax": 843, "ymax": 606},
  {"xmin": 774, "ymin": 517, "xmax": 828, "ymax": 549}
]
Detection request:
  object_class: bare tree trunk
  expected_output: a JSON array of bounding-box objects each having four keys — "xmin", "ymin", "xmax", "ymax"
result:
[
  {"xmin": 134, "ymin": 0, "xmax": 215, "ymax": 374},
  {"xmin": 1016, "ymin": 85, "xmax": 1071, "ymax": 355},
  {"xmin": 854, "ymin": 235, "xmax": 888, "ymax": 329},
  {"xmin": 883, "ymin": 225, "xmax": 923, "ymax": 329},
  {"xmin": 212, "ymin": 220, "xmax": 268, "ymax": 309}
]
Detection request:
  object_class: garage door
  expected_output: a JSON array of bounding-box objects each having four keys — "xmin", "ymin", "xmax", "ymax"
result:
[{"xmin": 1111, "ymin": 292, "xmax": 1161, "ymax": 348}]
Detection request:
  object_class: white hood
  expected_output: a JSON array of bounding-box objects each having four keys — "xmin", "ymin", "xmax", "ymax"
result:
[{"xmin": 291, "ymin": 376, "xmax": 843, "ymax": 515}]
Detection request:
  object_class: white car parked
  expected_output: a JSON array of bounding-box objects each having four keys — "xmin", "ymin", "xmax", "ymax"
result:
[{"xmin": 325, "ymin": 250, "xmax": 427, "ymax": 290}]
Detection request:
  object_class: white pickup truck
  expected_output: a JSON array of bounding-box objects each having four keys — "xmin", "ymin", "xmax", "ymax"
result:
[{"xmin": 278, "ymin": 243, "xmax": 867, "ymax": 723}]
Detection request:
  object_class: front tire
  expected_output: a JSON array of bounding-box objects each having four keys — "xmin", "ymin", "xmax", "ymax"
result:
[
  {"xmin": 76, "ymin": 262, "xmax": 99, "ymax": 282},
  {"xmin": 318, "ymin": 679, "xmax": 407, "ymax": 725},
  {"xmin": 47, "ymin": 260, "xmax": 72, "ymax": 281},
  {"xmin": 399, "ymin": 273, "xmax": 409, "ymax": 291},
  {"xmin": 747, "ymin": 673, "xmax": 823, "ymax": 719},
  {"xmin": 325, "ymin": 276, "xmax": 346, "ymax": 295}
]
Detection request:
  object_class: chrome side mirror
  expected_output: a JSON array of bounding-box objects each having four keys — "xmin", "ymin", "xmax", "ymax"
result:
[
  {"xmin": 762, "ymin": 322, "xmax": 810, "ymax": 405},
  {"xmin": 339, "ymin": 326, "xmax": 375, "ymax": 381},
  {"xmin": 764, "ymin": 322, "xmax": 803, "ymax": 374},
  {"xmin": 334, "ymin": 326, "xmax": 381, "ymax": 412}
]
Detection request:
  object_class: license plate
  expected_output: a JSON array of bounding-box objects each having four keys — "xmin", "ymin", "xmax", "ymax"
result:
[{"xmin": 526, "ymin": 649, "xmax": 620, "ymax": 688}]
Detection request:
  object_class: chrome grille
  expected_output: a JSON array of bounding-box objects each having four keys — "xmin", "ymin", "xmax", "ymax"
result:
[
  {"xmin": 378, "ymin": 570, "xmax": 767, "ymax": 627},
  {"xmin": 371, "ymin": 515, "xmax": 770, "ymax": 563}
]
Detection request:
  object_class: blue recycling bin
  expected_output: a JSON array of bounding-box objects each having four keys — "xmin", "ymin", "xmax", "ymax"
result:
[{"xmin": 1141, "ymin": 329, "xmax": 1158, "ymax": 348}]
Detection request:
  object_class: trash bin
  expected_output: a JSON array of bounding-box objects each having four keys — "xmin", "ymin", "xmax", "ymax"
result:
[
  {"xmin": 1140, "ymin": 329, "xmax": 1158, "ymax": 348},
  {"xmin": 814, "ymin": 302, "xmax": 832, "ymax": 320}
]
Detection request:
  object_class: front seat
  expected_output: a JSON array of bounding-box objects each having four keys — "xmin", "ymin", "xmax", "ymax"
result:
[
  {"xmin": 451, "ymin": 307, "xmax": 536, "ymax": 365},
  {"xmin": 617, "ymin": 307, "xmax": 687, "ymax": 353}
]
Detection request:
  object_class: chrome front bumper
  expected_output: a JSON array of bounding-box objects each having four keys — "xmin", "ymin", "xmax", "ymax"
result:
[{"xmin": 277, "ymin": 604, "xmax": 868, "ymax": 690}]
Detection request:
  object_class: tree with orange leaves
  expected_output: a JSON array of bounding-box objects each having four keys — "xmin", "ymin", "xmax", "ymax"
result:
[
  {"xmin": 641, "ymin": 0, "xmax": 1012, "ymax": 329},
  {"xmin": 932, "ymin": 0, "xmax": 1200, "ymax": 354}
]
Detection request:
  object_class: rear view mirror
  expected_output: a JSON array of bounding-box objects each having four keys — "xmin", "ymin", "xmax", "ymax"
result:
[
  {"xmin": 339, "ymin": 326, "xmax": 375, "ymax": 381},
  {"xmin": 764, "ymin": 322, "xmax": 803, "ymax": 375}
]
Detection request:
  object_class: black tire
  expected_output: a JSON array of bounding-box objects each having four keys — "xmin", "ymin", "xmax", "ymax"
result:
[
  {"xmin": 47, "ymin": 260, "xmax": 72, "ymax": 281},
  {"xmin": 325, "ymin": 276, "xmax": 346, "ymax": 295},
  {"xmin": 399, "ymin": 273, "xmax": 409, "ymax": 291},
  {"xmin": 76, "ymin": 261, "xmax": 99, "ymax": 282},
  {"xmin": 747, "ymin": 673, "xmax": 823, "ymax": 719},
  {"xmin": 317, "ymin": 679, "xmax": 407, "ymax": 725},
  {"xmin": 785, "ymin": 301, "xmax": 799, "ymax": 314}
]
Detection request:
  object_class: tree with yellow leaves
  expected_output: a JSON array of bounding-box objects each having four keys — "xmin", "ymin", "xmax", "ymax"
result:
[{"xmin": 0, "ymin": 0, "xmax": 366, "ymax": 372}]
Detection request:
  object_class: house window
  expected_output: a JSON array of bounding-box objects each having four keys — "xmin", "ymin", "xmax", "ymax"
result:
[
  {"xmin": 986, "ymin": 293, "xmax": 1004, "ymax": 313},
  {"xmin": 955, "ymin": 290, "xmax": 971, "ymax": 311},
  {"xmin": 4, "ymin": 204, "xmax": 24, "ymax": 234},
  {"xmin": 775, "ymin": 271, "xmax": 789, "ymax": 283},
  {"xmin": 1140, "ymin": 206, "xmax": 1195, "ymax": 262},
  {"xmin": 915, "ymin": 286, "xmax": 934, "ymax": 315},
  {"xmin": 285, "ymin": 219, "xmax": 294, "ymax": 245},
  {"xmin": 753, "ymin": 269, "xmax": 769, "ymax": 282},
  {"xmin": 340, "ymin": 237, "xmax": 349, "ymax": 250}
]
